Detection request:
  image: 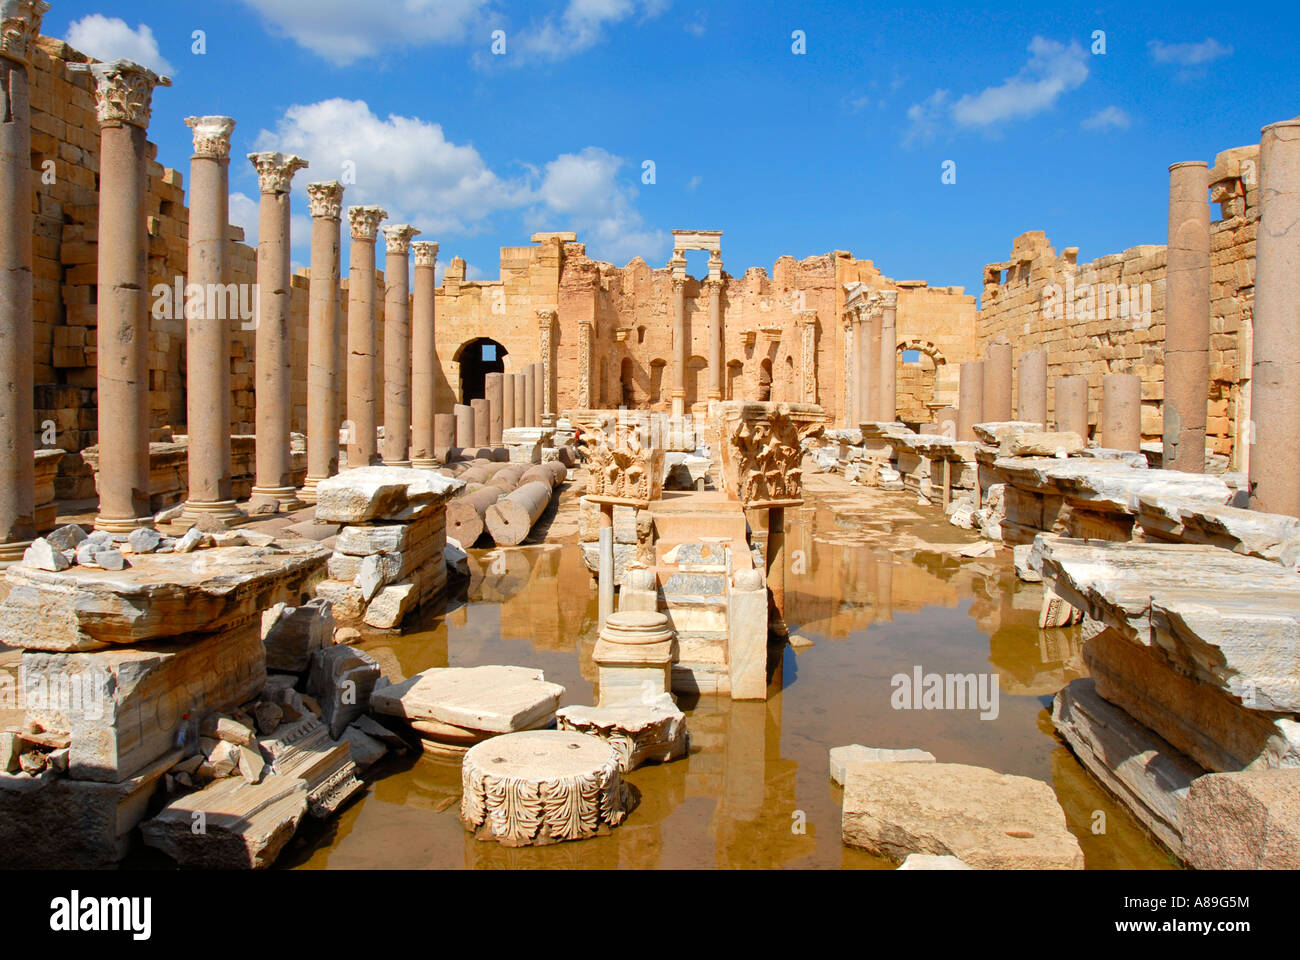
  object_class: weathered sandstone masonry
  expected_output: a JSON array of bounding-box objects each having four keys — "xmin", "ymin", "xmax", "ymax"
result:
[{"xmin": 301, "ymin": 180, "xmax": 344, "ymax": 501}]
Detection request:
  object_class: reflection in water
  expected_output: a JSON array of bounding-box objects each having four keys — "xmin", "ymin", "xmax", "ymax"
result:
[{"xmin": 287, "ymin": 494, "xmax": 1176, "ymax": 870}]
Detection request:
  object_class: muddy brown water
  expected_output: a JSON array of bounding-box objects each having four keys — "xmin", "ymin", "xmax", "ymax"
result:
[{"xmin": 279, "ymin": 485, "xmax": 1176, "ymax": 871}]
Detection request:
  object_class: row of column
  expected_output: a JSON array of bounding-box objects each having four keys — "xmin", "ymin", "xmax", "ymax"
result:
[
  {"xmin": 447, "ymin": 364, "xmax": 545, "ymax": 449},
  {"xmin": 667, "ymin": 266, "xmax": 726, "ymax": 415},
  {"xmin": 846, "ymin": 290, "xmax": 899, "ymax": 425}
]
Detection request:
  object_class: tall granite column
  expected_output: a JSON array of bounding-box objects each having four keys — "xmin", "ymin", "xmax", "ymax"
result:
[
  {"xmin": 346, "ymin": 206, "xmax": 386, "ymax": 468},
  {"xmin": 983, "ymin": 338, "xmax": 1013, "ymax": 422},
  {"xmin": 1017, "ymin": 349, "xmax": 1048, "ymax": 427},
  {"xmin": 1250, "ymin": 119, "xmax": 1300, "ymax": 516},
  {"xmin": 248, "ymin": 151, "xmax": 309, "ymax": 513},
  {"xmin": 0, "ymin": 0, "xmax": 47, "ymax": 562},
  {"xmin": 957, "ymin": 361, "xmax": 984, "ymax": 441},
  {"xmin": 300, "ymin": 180, "xmax": 344, "ymax": 501},
  {"xmin": 878, "ymin": 290, "xmax": 898, "ymax": 423},
  {"xmin": 71, "ymin": 59, "xmax": 171, "ymax": 532},
  {"xmin": 853, "ymin": 307, "xmax": 870, "ymax": 424},
  {"xmin": 706, "ymin": 278, "xmax": 724, "ymax": 401},
  {"xmin": 1164, "ymin": 161, "xmax": 1212, "ymax": 473},
  {"xmin": 1102, "ymin": 373, "xmax": 1142, "ymax": 451},
  {"xmin": 523, "ymin": 364, "xmax": 537, "ymax": 426},
  {"xmin": 410, "ymin": 241, "xmax": 440, "ymax": 468},
  {"xmin": 671, "ymin": 275, "xmax": 687, "ymax": 417},
  {"xmin": 181, "ymin": 116, "xmax": 242, "ymax": 525},
  {"xmin": 537, "ymin": 309, "xmax": 556, "ymax": 425},
  {"xmin": 513, "ymin": 372, "xmax": 527, "ymax": 426},
  {"xmin": 502, "ymin": 372, "xmax": 516, "ymax": 430},
  {"xmin": 1055, "ymin": 375, "xmax": 1090, "ymax": 438},
  {"xmin": 382, "ymin": 224, "xmax": 419, "ymax": 466}
]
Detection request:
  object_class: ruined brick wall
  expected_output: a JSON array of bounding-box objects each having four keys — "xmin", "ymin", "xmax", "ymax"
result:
[{"xmin": 976, "ymin": 145, "xmax": 1257, "ymax": 464}]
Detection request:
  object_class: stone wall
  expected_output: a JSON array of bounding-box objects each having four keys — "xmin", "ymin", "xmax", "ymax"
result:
[{"xmin": 977, "ymin": 144, "xmax": 1258, "ymax": 463}]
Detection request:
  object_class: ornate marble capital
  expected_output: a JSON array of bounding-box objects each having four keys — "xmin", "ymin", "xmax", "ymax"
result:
[
  {"xmin": 305, "ymin": 180, "xmax": 344, "ymax": 220},
  {"xmin": 411, "ymin": 240, "xmax": 439, "ymax": 267},
  {"xmin": 348, "ymin": 205, "xmax": 388, "ymax": 241},
  {"xmin": 536, "ymin": 309, "xmax": 557, "ymax": 327},
  {"xmin": 578, "ymin": 426, "xmax": 664, "ymax": 509},
  {"xmin": 671, "ymin": 276, "xmax": 687, "ymax": 292},
  {"xmin": 880, "ymin": 289, "xmax": 899, "ymax": 309},
  {"xmin": 382, "ymin": 223, "xmax": 420, "ymax": 255},
  {"xmin": 70, "ymin": 59, "xmax": 172, "ymax": 130},
  {"xmin": 798, "ymin": 308, "xmax": 818, "ymax": 326},
  {"xmin": 185, "ymin": 115, "xmax": 235, "ymax": 160},
  {"xmin": 0, "ymin": 0, "xmax": 48, "ymax": 65},
  {"xmin": 248, "ymin": 151, "xmax": 308, "ymax": 195},
  {"xmin": 723, "ymin": 404, "xmax": 826, "ymax": 508}
]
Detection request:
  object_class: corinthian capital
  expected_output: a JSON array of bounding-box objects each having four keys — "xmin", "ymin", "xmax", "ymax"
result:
[
  {"xmin": 348, "ymin": 205, "xmax": 388, "ymax": 241},
  {"xmin": 411, "ymin": 241, "xmax": 439, "ymax": 267},
  {"xmin": 382, "ymin": 224, "xmax": 420, "ymax": 255},
  {"xmin": 185, "ymin": 115, "xmax": 235, "ymax": 160},
  {"xmin": 537, "ymin": 309, "xmax": 557, "ymax": 327},
  {"xmin": 248, "ymin": 151, "xmax": 308, "ymax": 195},
  {"xmin": 305, "ymin": 181, "xmax": 344, "ymax": 220},
  {"xmin": 0, "ymin": 0, "xmax": 48, "ymax": 65},
  {"xmin": 70, "ymin": 59, "xmax": 172, "ymax": 130},
  {"xmin": 880, "ymin": 289, "xmax": 899, "ymax": 308}
]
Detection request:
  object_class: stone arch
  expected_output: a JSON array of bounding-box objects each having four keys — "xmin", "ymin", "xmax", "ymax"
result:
[
  {"xmin": 453, "ymin": 337, "xmax": 507, "ymax": 404},
  {"xmin": 895, "ymin": 339, "xmax": 945, "ymax": 424},
  {"xmin": 726, "ymin": 359, "xmax": 743, "ymax": 400}
]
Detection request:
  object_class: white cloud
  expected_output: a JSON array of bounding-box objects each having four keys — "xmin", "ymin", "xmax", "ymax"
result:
[
  {"xmin": 904, "ymin": 37, "xmax": 1088, "ymax": 144},
  {"xmin": 65, "ymin": 14, "xmax": 176, "ymax": 75},
  {"xmin": 1082, "ymin": 106, "xmax": 1132, "ymax": 131},
  {"xmin": 229, "ymin": 192, "xmax": 260, "ymax": 246},
  {"xmin": 684, "ymin": 10, "xmax": 706, "ymax": 36},
  {"xmin": 514, "ymin": 0, "xmax": 669, "ymax": 62},
  {"xmin": 253, "ymin": 99, "xmax": 531, "ymax": 236},
  {"xmin": 1148, "ymin": 38, "xmax": 1233, "ymax": 66},
  {"xmin": 238, "ymin": 0, "xmax": 491, "ymax": 65},
  {"xmin": 687, "ymin": 175, "xmax": 703, "ymax": 191},
  {"xmin": 529, "ymin": 147, "xmax": 669, "ymax": 264}
]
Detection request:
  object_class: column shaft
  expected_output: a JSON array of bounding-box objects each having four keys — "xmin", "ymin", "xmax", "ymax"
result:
[
  {"xmin": 303, "ymin": 181, "xmax": 343, "ymax": 499},
  {"xmin": 1102, "ymin": 373, "xmax": 1142, "ymax": 451},
  {"xmin": 671, "ymin": 278, "xmax": 686, "ymax": 416},
  {"xmin": 983, "ymin": 339, "xmax": 1013, "ymax": 422},
  {"xmin": 1017, "ymin": 349, "xmax": 1048, "ymax": 428},
  {"xmin": 410, "ymin": 242, "xmax": 439, "ymax": 467},
  {"xmin": 707, "ymin": 281, "xmax": 723, "ymax": 401},
  {"xmin": 347, "ymin": 206, "xmax": 386, "ymax": 468},
  {"xmin": 1164, "ymin": 161, "xmax": 1212, "ymax": 473},
  {"xmin": 878, "ymin": 293, "xmax": 898, "ymax": 423},
  {"xmin": 382, "ymin": 225, "xmax": 418, "ymax": 466},
  {"xmin": 957, "ymin": 361, "xmax": 984, "ymax": 441},
  {"xmin": 1055, "ymin": 375, "xmax": 1090, "ymax": 439}
]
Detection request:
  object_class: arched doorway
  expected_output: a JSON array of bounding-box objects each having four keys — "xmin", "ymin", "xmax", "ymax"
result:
[
  {"xmin": 758, "ymin": 357, "xmax": 773, "ymax": 402},
  {"xmin": 455, "ymin": 338, "xmax": 507, "ymax": 403},
  {"xmin": 896, "ymin": 339, "xmax": 947, "ymax": 425},
  {"xmin": 620, "ymin": 357, "xmax": 636, "ymax": 408}
]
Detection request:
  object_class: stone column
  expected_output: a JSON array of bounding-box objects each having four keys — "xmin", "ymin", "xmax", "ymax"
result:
[
  {"xmin": 800, "ymin": 310, "xmax": 817, "ymax": 403},
  {"xmin": 381, "ymin": 224, "xmax": 419, "ymax": 466},
  {"xmin": 247, "ymin": 151, "xmax": 309, "ymax": 513},
  {"xmin": 471, "ymin": 398, "xmax": 489, "ymax": 448},
  {"xmin": 346, "ymin": 206, "xmax": 386, "ymax": 468},
  {"xmin": 71, "ymin": 59, "xmax": 171, "ymax": 532},
  {"xmin": 1250, "ymin": 119, "xmax": 1300, "ymax": 516},
  {"xmin": 454, "ymin": 403, "xmax": 474, "ymax": 449},
  {"xmin": 706, "ymin": 279, "xmax": 724, "ymax": 401},
  {"xmin": 1017, "ymin": 349, "xmax": 1048, "ymax": 428},
  {"xmin": 878, "ymin": 291, "xmax": 898, "ymax": 423},
  {"xmin": 183, "ymin": 116, "xmax": 241, "ymax": 525},
  {"xmin": 485, "ymin": 372, "xmax": 504, "ymax": 445},
  {"xmin": 300, "ymin": 180, "xmax": 344, "ymax": 501},
  {"xmin": 513, "ymin": 373, "xmax": 527, "ymax": 426},
  {"xmin": 1055, "ymin": 375, "xmax": 1089, "ymax": 439},
  {"xmin": 983, "ymin": 339, "xmax": 1013, "ymax": 422},
  {"xmin": 841, "ymin": 312, "xmax": 856, "ymax": 427},
  {"xmin": 537, "ymin": 309, "xmax": 556, "ymax": 424},
  {"xmin": 578, "ymin": 319, "xmax": 594, "ymax": 410},
  {"xmin": 410, "ymin": 241, "xmax": 439, "ymax": 468},
  {"xmin": 671, "ymin": 276, "xmax": 687, "ymax": 417},
  {"xmin": 1102, "ymin": 373, "xmax": 1142, "ymax": 451},
  {"xmin": 865, "ymin": 302, "xmax": 882, "ymax": 421},
  {"xmin": 502, "ymin": 373, "xmax": 516, "ymax": 431},
  {"xmin": 523, "ymin": 364, "xmax": 537, "ymax": 426},
  {"xmin": 433, "ymin": 413, "xmax": 455, "ymax": 463},
  {"xmin": 1164, "ymin": 161, "xmax": 1212, "ymax": 473},
  {"xmin": 957, "ymin": 361, "xmax": 984, "ymax": 441},
  {"xmin": 532, "ymin": 362, "xmax": 544, "ymax": 427},
  {"xmin": 0, "ymin": 0, "xmax": 46, "ymax": 562}
]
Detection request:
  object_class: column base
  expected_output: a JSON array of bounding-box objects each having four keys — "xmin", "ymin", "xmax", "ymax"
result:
[
  {"xmin": 298, "ymin": 476, "xmax": 324, "ymax": 505},
  {"xmin": 670, "ymin": 392, "xmax": 685, "ymax": 419},
  {"xmin": 706, "ymin": 389, "xmax": 722, "ymax": 402},
  {"xmin": 248, "ymin": 485, "xmax": 303, "ymax": 514},
  {"xmin": 0, "ymin": 539, "xmax": 32, "ymax": 569},
  {"xmin": 94, "ymin": 515, "xmax": 156, "ymax": 534},
  {"xmin": 381, "ymin": 459, "xmax": 412, "ymax": 469},
  {"xmin": 180, "ymin": 499, "xmax": 247, "ymax": 528},
  {"xmin": 410, "ymin": 457, "xmax": 440, "ymax": 470}
]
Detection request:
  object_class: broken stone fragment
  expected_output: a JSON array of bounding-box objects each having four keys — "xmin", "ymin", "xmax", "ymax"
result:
[
  {"xmin": 174, "ymin": 527, "xmax": 205, "ymax": 553},
  {"xmin": 372, "ymin": 665, "xmax": 564, "ymax": 736},
  {"xmin": 362, "ymin": 582, "xmax": 417, "ymax": 629},
  {"xmin": 0, "ymin": 731, "xmax": 21, "ymax": 773},
  {"xmin": 307, "ymin": 645, "xmax": 382, "ymax": 739},
  {"xmin": 96, "ymin": 549, "xmax": 127, "ymax": 571},
  {"xmin": 237, "ymin": 744, "xmax": 266, "ymax": 784},
  {"xmin": 46, "ymin": 524, "xmax": 88, "ymax": 551},
  {"xmin": 829, "ymin": 744, "xmax": 936, "ymax": 785},
  {"xmin": 201, "ymin": 715, "xmax": 257, "ymax": 747},
  {"xmin": 1183, "ymin": 769, "xmax": 1300, "ymax": 869},
  {"xmin": 126, "ymin": 527, "xmax": 163, "ymax": 554},
  {"xmin": 74, "ymin": 541, "xmax": 101, "ymax": 567},
  {"xmin": 22, "ymin": 537, "xmax": 70, "ymax": 572},
  {"xmin": 18, "ymin": 751, "xmax": 47, "ymax": 775},
  {"xmin": 897, "ymin": 854, "xmax": 973, "ymax": 870},
  {"xmin": 261, "ymin": 598, "xmax": 334, "ymax": 673},
  {"xmin": 253, "ymin": 702, "xmax": 284, "ymax": 735},
  {"xmin": 341, "ymin": 725, "xmax": 387, "ymax": 772},
  {"xmin": 211, "ymin": 532, "xmax": 248, "ymax": 547}
]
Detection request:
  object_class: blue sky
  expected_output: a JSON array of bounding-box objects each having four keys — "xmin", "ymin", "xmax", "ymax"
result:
[{"xmin": 51, "ymin": 0, "xmax": 1297, "ymax": 303}]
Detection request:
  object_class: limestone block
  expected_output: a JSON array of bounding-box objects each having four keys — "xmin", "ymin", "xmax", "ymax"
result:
[
  {"xmin": 307, "ymin": 645, "xmax": 382, "ymax": 739},
  {"xmin": 841, "ymin": 761, "xmax": 1084, "ymax": 869},
  {"xmin": 728, "ymin": 569, "xmax": 768, "ymax": 701},
  {"xmin": 556, "ymin": 697, "xmax": 687, "ymax": 771},
  {"xmin": 829, "ymin": 744, "xmax": 936, "ymax": 785},
  {"xmin": 503, "ymin": 426, "xmax": 554, "ymax": 464},
  {"xmin": 372, "ymin": 665, "xmax": 564, "ymax": 734},
  {"xmin": 1183, "ymin": 769, "xmax": 1300, "ymax": 869},
  {"xmin": 314, "ymin": 466, "xmax": 463, "ymax": 523},
  {"xmin": 1002, "ymin": 431, "xmax": 1085, "ymax": 458},
  {"xmin": 261, "ymin": 597, "xmax": 333, "ymax": 674},
  {"xmin": 22, "ymin": 621, "xmax": 267, "ymax": 783}
]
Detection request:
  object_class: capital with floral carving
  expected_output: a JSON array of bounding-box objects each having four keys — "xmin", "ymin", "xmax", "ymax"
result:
[
  {"xmin": 306, "ymin": 181, "xmax": 344, "ymax": 220},
  {"xmin": 412, "ymin": 241, "xmax": 439, "ymax": 268},
  {"xmin": 185, "ymin": 116, "xmax": 235, "ymax": 160},
  {"xmin": 248, "ymin": 151, "xmax": 309, "ymax": 195},
  {"xmin": 383, "ymin": 224, "xmax": 420, "ymax": 255},
  {"xmin": 70, "ymin": 59, "xmax": 171, "ymax": 129},
  {"xmin": 536, "ymin": 309, "xmax": 558, "ymax": 327},
  {"xmin": 880, "ymin": 289, "xmax": 899, "ymax": 308},
  {"xmin": 0, "ymin": 0, "xmax": 48, "ymax": 65},
  {"xmin": 348, "ymin": 205, "xmax": 388, "ymax": 242},
  {"xmin": 798, "ymin": 308, "xmax": 818, "ymax": 326},
  {"xmin": 719, "ymin": 401, "xmax": 827, "ymax": 508},
  {"xmin": 577, "ymin": 423, "xmax": 664, "ymax": 509}
]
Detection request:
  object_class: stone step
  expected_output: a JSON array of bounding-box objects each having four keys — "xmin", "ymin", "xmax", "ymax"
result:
[
  {"xmin": 658, "ymin": 571, "xmax": 727, "ymax": 597},
  {"xmin": 655, "ymin": 539, "xmax": 733, "ymax": 571},
  {"xmin": 661, "ymin": 603, "xmax": 726, "ymax": 636}
]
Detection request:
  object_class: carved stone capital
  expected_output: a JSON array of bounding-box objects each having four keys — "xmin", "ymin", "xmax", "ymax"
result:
[
  {"xmin": 721, "ymin": 402, "xmax": 826, "ymax": 508},
  {"xmin": 536, "ymin": 309, "xmax": 558, "ymax": 327},
  {"xmin": 411, "ymin": 241, "xmax": 439, "ymax": 267},
  {"xmin": 248, "ymin": 151, "xmax": 308, "ymax": 195},
  {"xmin": 577, "ymin": 424, "xmax": 664, "ymax": 509},
  {"xmin": 305, "ymin": 180, "xmax": 344, "ymax": 220},
  {"xmin": 348, "ymin": 205, "xmax": 388, "ymax": 242},
  {"xmin": 880, "ymin": 289, "xmax": 899, "ymax": 308},
  {"xmin": 382, "ymin": 223, "xmax": 420, "ymax": 255},
  {"xmin": 185, "ymin": 115, "xmax": 235, "ymax": 160},
  {"xmin": 70, "ymin": 59, "xmax": 172, "ymax": 130},
  {"xmin": 0, "ymin": 0, "xmax": 48, "ymax": 64},
  {"xmin": 798, "ymin": 308, "xmax": 818, "ymax": 326}
]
